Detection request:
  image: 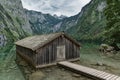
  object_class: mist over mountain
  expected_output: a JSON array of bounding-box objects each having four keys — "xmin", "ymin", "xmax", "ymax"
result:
[{"xmin": 53, "ymin": 14, "xmax": 67, "ymax": 20}]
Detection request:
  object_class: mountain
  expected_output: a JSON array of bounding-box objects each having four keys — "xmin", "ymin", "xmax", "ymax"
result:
[
  {"xmin": 25, "ymin": 9, "xmax": 79, "ymax": 33},
  {"xmin": 25, "ymin": 0, "xmax": 106, "ymax": 42},
  {"xmin": 53, "ymin": 14, "xmax": 79, "ymax": 32},
  {"xmin": 0, "ymin": 0, "xmax": 107, "ymax": 42},
  {"xmin": 52, "ymin": 0, "xmax": 106, "ymax": 41},
  {"xmin": 66, "ymin": 0, "xmax": 107, "ymax": 41},
  {"xmin": 0, "ymin": 0, "xmax": 32, "ymax": 41},
  {"xmin": 25, "ymin": 9, "xmax": 61, "ymax": 34}
]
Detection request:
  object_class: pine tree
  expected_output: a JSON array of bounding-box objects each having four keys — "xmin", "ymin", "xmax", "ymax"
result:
[{"xmin": 104, "ymin": 0, "xmax": 120, "ymax": 50}]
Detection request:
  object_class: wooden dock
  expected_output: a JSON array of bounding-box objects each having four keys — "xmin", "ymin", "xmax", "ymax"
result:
[{"xmin": 58, "ymin": 61, "xmax": 120, "ymax": 80}]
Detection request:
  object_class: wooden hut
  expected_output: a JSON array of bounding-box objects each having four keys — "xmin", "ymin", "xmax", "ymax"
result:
[{"xmin": 15, "ymin": 32, "xmax": 80, "ymax": 68}]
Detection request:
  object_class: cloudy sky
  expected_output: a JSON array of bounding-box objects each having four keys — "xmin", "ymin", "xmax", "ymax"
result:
[{"xmin": 21, "ymin": 0, "xmax": 91, "ymax": 17}]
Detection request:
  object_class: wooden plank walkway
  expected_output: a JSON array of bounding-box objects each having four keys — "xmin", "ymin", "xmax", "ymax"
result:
[{"xmin": 57, "ymin": 61, "xmax": 120, "ymax": 80}]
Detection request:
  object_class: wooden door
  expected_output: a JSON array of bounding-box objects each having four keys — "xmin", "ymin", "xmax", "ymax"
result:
[{"xmin": 57, "ymin": 45, "xmax": 65, "ymax": 61}]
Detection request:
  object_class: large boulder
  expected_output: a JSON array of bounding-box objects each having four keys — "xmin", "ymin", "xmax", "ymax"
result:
[{"xmin": 99, "ymin": 44, "xmax": 114, "ymax": 53}]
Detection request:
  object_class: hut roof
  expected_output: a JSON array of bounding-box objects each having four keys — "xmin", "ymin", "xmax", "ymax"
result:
[{"xmin": 15, "ymin": 32, "xmax": 80, "ymax": 51}]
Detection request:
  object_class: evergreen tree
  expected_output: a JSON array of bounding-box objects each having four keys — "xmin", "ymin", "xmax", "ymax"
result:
[{"xmin": 104, "ymin": 0, "xmax": 120, "ymax": 50}]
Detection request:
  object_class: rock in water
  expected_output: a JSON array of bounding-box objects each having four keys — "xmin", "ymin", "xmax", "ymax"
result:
[
  {"xmin": 29, "ymin": 71, "xmax": 45, "ymax": 80},
  {"xmin": 72, "ymin": 73, "xmax": 81, "ymax": 78},
  {"xmin": 96, "ymin": 62, "xmax": 103, "ymax": 66},
  {"xmin": 99, "ymin": 44, "xmax": 114, "ymax": 53},
  {"xmin": 25, "ymin": 69, "xmax": 31, "ymax": 74}
]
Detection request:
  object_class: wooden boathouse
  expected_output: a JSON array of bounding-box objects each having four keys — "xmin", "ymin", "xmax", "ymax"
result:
[{"xmin": 15, "ymin": 32, "xmax": 80, "ymax": 68}]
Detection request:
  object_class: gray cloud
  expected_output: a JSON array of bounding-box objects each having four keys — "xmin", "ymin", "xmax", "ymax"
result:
[{"xmin": 21, "ymin": 0, "xmax": 91, "ymax": 17}]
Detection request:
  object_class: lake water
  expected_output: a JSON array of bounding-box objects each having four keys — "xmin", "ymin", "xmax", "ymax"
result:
[{"xmin": 0, "ymin": 41, "xmax": 25, "ymax": 80}]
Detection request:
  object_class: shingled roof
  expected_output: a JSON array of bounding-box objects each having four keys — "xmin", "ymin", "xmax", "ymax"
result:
[{"xmin": 15, "ymin": 32, "xmax": 80, "ymax": 51}]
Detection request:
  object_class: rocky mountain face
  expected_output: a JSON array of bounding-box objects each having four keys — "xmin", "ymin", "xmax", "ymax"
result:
[
  {"xmin": 0, "ymin": 0, "xmax": 32, "ymax": 41},
  {"xmin": 66, "ymin": 0, "xmax": 107, "ymax": 41},
  {"xmin": 25, "ymin": 10, "xmax": 62, "ymax": 34},
  {"xmin": 53, "ymin": 14, "xmax": 79, "ymax": 32},
  {"xmin": 25, "ymin": 9, "xmax": 79, "ymax": 33}
]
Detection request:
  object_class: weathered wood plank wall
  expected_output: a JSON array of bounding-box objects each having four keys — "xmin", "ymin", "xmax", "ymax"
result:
[
  {"xmin": 16, "ymin": 46, "xmax": 33, "ymax": 59},
  {"xmin": 35, "ymin": 36, "xmax": 80, "ymax": 67},
  {"xmin": 65, "ymin": 38, "xmax": 80, "ymax": 59}
]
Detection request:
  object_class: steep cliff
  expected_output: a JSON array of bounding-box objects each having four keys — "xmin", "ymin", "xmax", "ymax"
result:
[
  {"xmin": 25, "ymin": 9, "xmax": 61, "ymax": 34},
  {"xmin": 67, "ymin": 0, "xmax": 106, "ymax": 41},
  {"xmin": 0, "ymin": 0, "xmax": 32, "ymax": 41},
  {"xmin": 25, "ymin": 9, "xmax": 80, "ymax": 33},
  {"xmin": 53, "ymin": 14, "xmax": 79, "ymax": 32}
]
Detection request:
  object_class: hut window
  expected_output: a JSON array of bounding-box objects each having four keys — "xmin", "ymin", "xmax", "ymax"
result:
[{"xmin": 57, "ymin": 45, "xmax": 65, "ymax": 61}]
